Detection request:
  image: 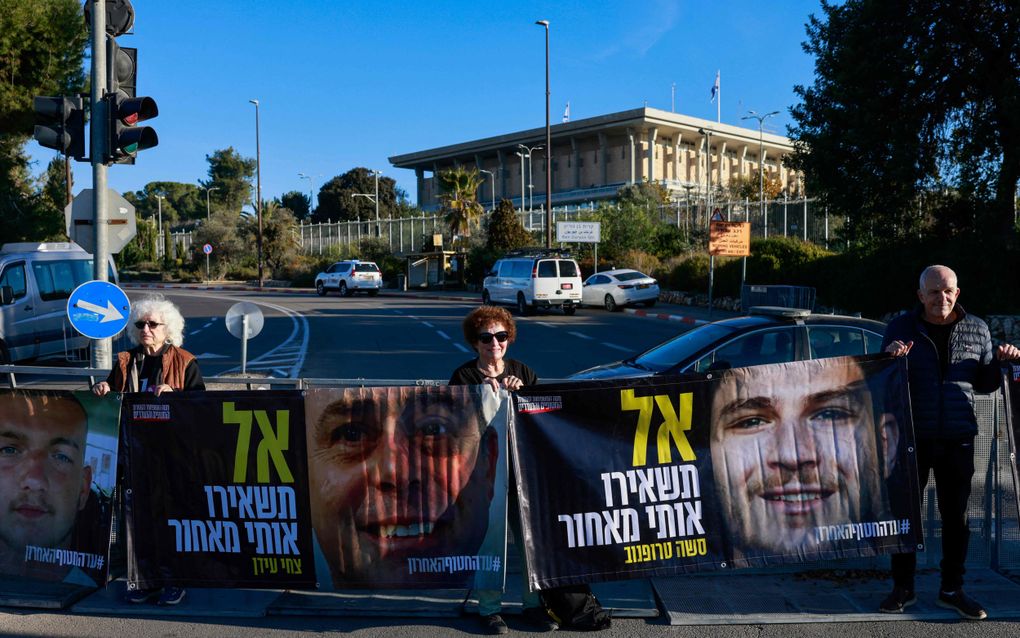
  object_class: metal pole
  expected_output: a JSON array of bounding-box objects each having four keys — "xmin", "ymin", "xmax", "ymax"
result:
[
  {"xmin": 374, "ymin": 170, "xmax": 380, "ymax": 237},
  {"xmin": 783, "ymin": 193, "xmax": 788, "ymax": 237},
  {"xmin": 537, "ymin": 19, "xmax": 553, "ymax": 248},
  {"xmin": 205, "ymin": 252, "xmax": 210, "ymax": 280},
  {"xmin": 249, "ymin": 99, "xmax": 263, "ymax": 288},
  {"xmin": 156, "ymin": 195, "xmax": 163, "ymax": 256},
  {"xmin": 240, "ymin": 314, "xmax": 249, "ymax": 374},
  {"xmin": 90, "ymin": 0, "xmax": 110, "ymax": 369},
  {"xmin": 518, "ymin": 152, "xmax": 525, "ymax": 211}
]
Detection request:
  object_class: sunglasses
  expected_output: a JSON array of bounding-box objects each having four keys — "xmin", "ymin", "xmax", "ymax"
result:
[
  {"xmin": 478, "ymin": 331, "xmax": 510, "ymax": 344},
  {"xmin": 135, "ymin": 320, "xmax": 164, "ymax": 330}
]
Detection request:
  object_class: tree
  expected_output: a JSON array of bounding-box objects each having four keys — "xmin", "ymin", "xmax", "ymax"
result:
[
  {"xmin": 437, "ymin": 166, "xmax": 484, "ymax": 238},
  {"xmin": 313, "ymin": 167, "xmax": 404, "ymax": 223},
  {"xmin": 199, "ymin": 147, "xmax": 256, "ymax": 216},
  {"xmin": 727, "ymin": 170, "xmax": 784, "ymax": 202},
  {"xmin": 789, "ymin": 0, "xmax": 1020, "ymax": 244},
  {"xmin": 124, "ymin": 182, "xmax": 203, "ymax": 225},
  {"xmin": 253, "ymin": 201, "xmax": 299, "ymax": 278},
  {"xmin": 594, "ymin": 182, "xmax": 667, "ymax": 262},
  {"xmin": 279, "ymin": 191, "xmax": 310, "ymax": 221},
  {"xmin": 485, "ymin": 199, "xmax": 531, "ymax": 253}
]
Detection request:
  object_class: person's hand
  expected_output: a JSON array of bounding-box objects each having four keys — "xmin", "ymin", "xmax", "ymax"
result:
[
  {"xmin": 483, "ymin": 378, "xmax": 500, "ymax": 393},
  {"xmin": 996, "ymin": 343, "xmax": 1020, "ymax": 362},
  {"xmin": 151, "ymin": 384, "xmax": 173, "ymax": 397},
  {"xmin": 501, "ymin": 375, "xmax": 524, "ymax": 391},
  {"xmin": 92, "ymin": 381, "xmax": 110, "ymax": 396},
  {"xmin": 885, "ymin": 340, "xmax": 913, "ymax": 357}
]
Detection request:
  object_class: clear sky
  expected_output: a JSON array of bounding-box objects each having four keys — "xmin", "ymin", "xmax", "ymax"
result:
[{"xmin": 34, "ymin": 0, "xmax": 823, "ymax": 207}]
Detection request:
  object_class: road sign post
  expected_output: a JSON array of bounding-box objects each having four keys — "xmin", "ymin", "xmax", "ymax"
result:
[
  {"xmin": 65, "ymin": 188, "xmax": 137, "ymax": 254},
  {"xmin": 225, "ymin": 302, "xmax": 264, "ymax": 375},
  {"xmin": 203, "ymin": 243, "xmax": 213, "ymax": 281},
  {"xmin": 556, "ymin": 221, "xmax": 601, "ymax": 272}
]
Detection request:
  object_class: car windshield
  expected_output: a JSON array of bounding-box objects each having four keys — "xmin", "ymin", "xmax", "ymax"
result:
[
  {"xmin": 354, "ymin": 263, "xmax": 379, "ymax": 272},
  {"xmin": 630, "ymin": 323, "xmax": 736, "ymax": 372},
  {"xmin": 614, "ymin": 271, "xmax": 647, "ymax": 282}
]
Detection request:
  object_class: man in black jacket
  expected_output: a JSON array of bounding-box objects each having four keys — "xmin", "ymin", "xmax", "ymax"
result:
[{"xmin": 880, "ymin": 265, "xmax": 1020, "ymax": 619}]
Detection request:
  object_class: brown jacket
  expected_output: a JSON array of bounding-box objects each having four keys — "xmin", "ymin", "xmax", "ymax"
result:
[{"xmin": 107, "ymin": 345, "xmax": 197, "ymax": 392}]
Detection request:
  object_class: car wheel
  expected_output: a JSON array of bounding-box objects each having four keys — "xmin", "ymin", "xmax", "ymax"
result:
[
  {"xmin": 340, "ymin": 281, "xmax": 349, "ymax": 297},
  {"xmin": 482, "ymin": 290, "xmax": 491, "ymax": 305},
  {"xmin": 517, "ymin": 293, "xmax": 532, "ymax": 316},
  {"xmin": 368, "ymin": 289, "xmax": 379, "ymax": 297},
  {"xmin": 644, "ymin": 299, "xmax": 656, "ymax": 308},
  {"xmin": 315, "ymin": 281, "xmax": 326, "ymax": 297},
  {"xmin": 563, "ymin": 304, "xmax": 576, "ymax": 316},
  {"xmin": 604, "ymin": 294, "xmax": 618, "ymax": 312}
]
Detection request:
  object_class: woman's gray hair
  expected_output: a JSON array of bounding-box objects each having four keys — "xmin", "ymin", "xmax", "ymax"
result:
[{"xmin": 127, "ymin": 294, "xmax": 186, "ymax": 347}]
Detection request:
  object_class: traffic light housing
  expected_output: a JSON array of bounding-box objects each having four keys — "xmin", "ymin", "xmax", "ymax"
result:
[
  {"xmin": 33, "ymin": 96, "xmax": 86, "ymax": 159},
  {"xmin": 105, "ymin": 91, "xmax": 158, "ymax": 164}
]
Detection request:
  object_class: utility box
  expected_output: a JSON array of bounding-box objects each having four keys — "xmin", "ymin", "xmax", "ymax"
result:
[{"xmin": 741, "ymin": 284, "xmax": 816, "ymax": 313}]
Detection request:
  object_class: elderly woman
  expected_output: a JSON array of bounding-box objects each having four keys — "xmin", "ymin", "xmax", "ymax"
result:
[
  {"xmin": 91, "ymin": 294, "xmax": 203, "ymax": 607},
  {"xmin": 92, "ymin": 295, "xmax": 205, "ymax": 398}
]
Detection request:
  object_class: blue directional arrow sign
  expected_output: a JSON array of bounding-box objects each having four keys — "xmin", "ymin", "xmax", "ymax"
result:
[{"xmin": 66, "ymin": 280, "xmax": 131, "ymax": 339}]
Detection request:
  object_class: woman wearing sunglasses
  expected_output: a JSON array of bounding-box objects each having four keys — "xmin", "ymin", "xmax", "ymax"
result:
[{"xmin": 448, "ymin": 305, "xmax": 536, "ymax": 391}]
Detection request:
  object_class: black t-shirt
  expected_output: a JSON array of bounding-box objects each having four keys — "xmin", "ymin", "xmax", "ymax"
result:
[
  {"xmin": 448, "ymin": 358, "xmax": 538, "ymax": 387},
  {"xmin": 922, "ymin": 316, "xmax": 960, "ymax": 377},
  {"xmin": 115, "ymin": 345, "xmax": 206, "ymax": 392}
]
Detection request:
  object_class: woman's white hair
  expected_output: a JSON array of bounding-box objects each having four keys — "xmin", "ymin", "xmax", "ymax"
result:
[{"xmin": 128, "ymin": 294, "xmax": 186, "ymax": 347}]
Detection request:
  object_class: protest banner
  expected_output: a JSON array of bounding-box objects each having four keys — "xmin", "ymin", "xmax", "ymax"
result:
[
  {"xmin": 122, "ymin": 391, "xmax": 315, "ymax": 589},
  {"xmin": 0, "ymin": 389, "xmax": 119, "ymax": 587},
  {"xmin": 305, "ymin": 385, "xmax": 509, "ymax": 590},
  {"xmin": 512, "ymin": 356, "xmax": 922, "ymax": 589},
  {"xmin": 1005, "ymin": 365, "xmax": 1020, "ymax": 519}
]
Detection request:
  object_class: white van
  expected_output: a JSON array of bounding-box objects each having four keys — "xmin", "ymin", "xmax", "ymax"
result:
[
  {"xmin": 482, "ymin": 249, "xmax": 583, "ymax": 315},
  {"xmin": 0, "ymin": 242, "xmax": 118, "ymax": 363}
]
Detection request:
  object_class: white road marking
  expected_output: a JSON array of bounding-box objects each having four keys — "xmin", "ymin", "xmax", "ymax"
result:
[
  {"xmin": 422, "ymin": 321, "xmax": 434, "ymax": 328},
  {"xmin": 568, "ymin": 331, "xmax": 594, "ymax": 340},
  {"xmin": 604, "ymin": 342, "xmax": 631, "ymax": 352},
  {"xmin": 436, "ymin": 330, "xmax": 452, "ymax": 340},
  {"xmin": 537, "ymin": 321, "xmax": 558, "ymax": 328},
  {"xmin": 193, "ymin": 353, "xmax": 229, "ymax": 359},
  {"xmin": 453, "ymin": 343, "xmax": 470, "ymax": 353}
]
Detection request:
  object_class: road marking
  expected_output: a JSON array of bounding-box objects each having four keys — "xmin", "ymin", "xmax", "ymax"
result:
[
  {"xmin": 453, "ymin": 343, "xmax": 470, "ymax": 353},
  {"xmin": 203, "ymin": 321, "xmax": 214, "ymax": 328},
  {"xmin": 422, "ymin": 321, "xmax": 434, "ymax": 328},
  {"xmin": 436, "ymin": 330, "xmax": 451, "ymax": 340},
  {"xmin": 604, "ymin": 342, "xmax": 631, "ymax": 352},
  {"xmin": 568, "ymin": 331, "xmax": 594, "ymax": 340},
  {"xmin": 393, "ymin": 309, "xmax": 404, "ymax": 314},
  {"xmin": 193, "ymin": 352, "xmax": 229, "ymax": 359},
  {"xmin": 537, "ymin": 321, "xmax": 558, "ymax": 328}
]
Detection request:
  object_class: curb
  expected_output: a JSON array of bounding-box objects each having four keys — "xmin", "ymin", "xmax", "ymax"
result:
[
  {"xmin": 121, "ymin": 283, "xmax": 479, "ymax": 304},
  {"xmin": 623, "ymin": 307, "xmax": 709, "ymax": 326}
]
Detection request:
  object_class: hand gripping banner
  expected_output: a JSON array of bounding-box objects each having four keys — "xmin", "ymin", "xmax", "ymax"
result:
[{"xmin": 512, "ymin": 356, "xmax": 923, "ymax": 589}]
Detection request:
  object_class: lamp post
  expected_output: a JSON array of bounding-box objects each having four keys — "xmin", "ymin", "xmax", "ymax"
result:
[
  {"xmin": 479, "ymin": 169, "xmax": 495, "ymax": 211},
  {"xmin": 536, "ymin": 19, "xmax": 552, "ymax": 248},
  {"xmin": 354, "ymin": 169, "xmax": 382, "ymax": 237},
  {"xmin": 249, "ymin": 99, "xmax": 264, "ymax": 289},
  {"xmin": 203, "ymin": 186, "xmax": 219, "ymax": 221},
  {"xmin": 298, "ymin": 172, "xmax": 315, "ymax": 216},
  {"xmin": 518, "ymin": 143, "xmax": 542, "ymax": 213},
  {"xmin": 514, "ymin": 151, "xmax": 527, "ymax": 212},
  {"xmin": 155, "ymin": 194, "xmax": 164, "ymax": 259},
  {"xmin": 741, "ymin": 110, "xmax": 779, "ymax": 238}
]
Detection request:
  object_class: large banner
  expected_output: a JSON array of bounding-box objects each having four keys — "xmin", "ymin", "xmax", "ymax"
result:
[
  {"xmin": 1005, "ymin": 365, "xmax": 1020, "ymax": 519},
  {"xmin": 305, "ymin": 385, "xmax": 509, "ymax": 590},
  {"xmin": 512, "ymin": 356, "xmax": 922, "ymax": 589},
  {"xmin": 0, "ymin": 389, "xmax": 119, "ymax": 587},
  {"xmin": 123, "ymin": 391, "xmax": 316, "ymax": 590}
]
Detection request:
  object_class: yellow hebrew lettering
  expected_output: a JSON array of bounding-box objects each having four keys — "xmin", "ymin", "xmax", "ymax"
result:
[
  {"xmin": 653, "ymin": 392, "xmax": 695, "ymax": 463},
  {"xmin": 254, "ymin": 409, "xmax": 294, "ymax": 483},
  {"xmin": 223, "ymin": 402, "xmax": 253, "ymax": 482},
  {"xmin": 621, "ymin": 389, "xmax": 654, "ymax": 467}
]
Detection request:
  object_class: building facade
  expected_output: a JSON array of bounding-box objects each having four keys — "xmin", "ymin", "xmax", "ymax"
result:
[{"xmin": 389, "ymin": 106, "xmax": 801, "ymax": 211}]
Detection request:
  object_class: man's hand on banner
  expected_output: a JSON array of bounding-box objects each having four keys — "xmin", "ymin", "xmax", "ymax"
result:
[{"xmin": 996, "ymin": 343, "xmax": 1020, "ymax": 361}]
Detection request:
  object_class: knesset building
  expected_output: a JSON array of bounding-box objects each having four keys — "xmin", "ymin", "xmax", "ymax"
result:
[{"xmin": 389, "ymin": 106, "xmax": 801, "ymax": 212}]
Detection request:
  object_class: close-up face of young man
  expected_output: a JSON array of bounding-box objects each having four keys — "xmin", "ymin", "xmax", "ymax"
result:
[
  {"xmin": 709, "ymin": 358, "xmax": 897, "ymax": 560},
  {"xmin": 306, "ymin": 386, "xmax": 498, "ymax": 587},
  {"xmin": 0, "ymin": 394, "xmax": 92, "ymax": 568}
]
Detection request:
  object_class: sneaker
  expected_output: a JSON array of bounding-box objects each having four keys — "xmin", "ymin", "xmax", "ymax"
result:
[
  {"xmin": 157, "ymin": 586, "xmax": 187, "ymax": 606},
  {"xmin": 937, "ymin": 590, "xmax": 987, "ymax": 620},
  {"xmin": 522, "ymin": 606, "xmax": 559, "ymax": 631},
  {"xmin": 125, "ymin": 587, "xmax": 160, "ymax": 604},
  {"xmin": 480, "ymin": 613, "xmax": 508, "ymax": 635},
  {"xmin": 878, "ymin": 586, "xmax": 916, "ymax": 613}
]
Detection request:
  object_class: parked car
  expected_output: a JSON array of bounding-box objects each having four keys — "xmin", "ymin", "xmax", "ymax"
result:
[
  {"xmin": 315, "ymin": 259, "xmax": 383, "ymax": 297},
  {"xmin": 581, "ymin": 269, "xmax": 659, "ymax": 311},
  {"xmin": 0, "ymin": 242, "xmax": 118, "ymax": 363},
  {"xmin": 568, "ymin": 306, "xmax": 886, "ymax": 380},
  {"xmin": 482, "ymin": 249, "xmax": 582, "ymax": 315}
]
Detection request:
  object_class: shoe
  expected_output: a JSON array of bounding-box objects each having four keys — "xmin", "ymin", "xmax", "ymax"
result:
[
  {"xmin": 157, "ymin": 586, "xmax": 187, "ymax": 606},
  {"xmin": 522, "ymin": 606, "xmax": 559, "ymax": 631},
  {"xmin": 125, "ymin": 587, "xmax": 160, "ymax": 604},
  {"xmin": 878, "ymin": 586, "xmax": 916, "ymax": 613},
  {"xmin": 937, "ymin": 590, "xmax": 987, "ymax": 620},
  {"xmin": 480, "ymin": 613, "xmax": 508, "ymax": 635}
]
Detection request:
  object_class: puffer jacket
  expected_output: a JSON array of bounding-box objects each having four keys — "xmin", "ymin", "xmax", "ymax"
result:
[{"xmin": 882, "ymin": 304, "xmax": 1001, "ymax": 439}]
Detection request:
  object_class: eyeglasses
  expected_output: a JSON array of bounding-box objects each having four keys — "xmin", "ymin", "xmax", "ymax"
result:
[
  {"xmin": 134, "ymin": 320, "xmax": 164, "ymax": 330},
  {"xmin": 477, "ymin": 331, "xmax": 509, "ymax": 344}
]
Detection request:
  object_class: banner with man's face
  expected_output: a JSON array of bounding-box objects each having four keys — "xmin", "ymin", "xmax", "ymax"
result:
[
  {"xmin": 0, "ymin": 389, "xmax": 119, "ymax": 587},
  {"xmin": 512, "ymin": 356, "xmax": 922, "ymax": 589},
  {"xmin": 305, "ymin": 385, "xmax": 509, "ymax": 590}
]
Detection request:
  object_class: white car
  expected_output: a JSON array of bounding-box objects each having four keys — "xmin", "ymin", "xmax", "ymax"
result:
[
  {"xmin": 315, "ymin": 259, "xmax": 383, "ymax": 297},
  {"xmin": 581, "ymin": 269, "xmax": 659, "ymax": 312}
]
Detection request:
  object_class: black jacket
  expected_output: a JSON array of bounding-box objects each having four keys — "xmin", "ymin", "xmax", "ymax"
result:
[{"xmin": 882, "ymin": 304, "xmax": 1000, "ymax": 439}]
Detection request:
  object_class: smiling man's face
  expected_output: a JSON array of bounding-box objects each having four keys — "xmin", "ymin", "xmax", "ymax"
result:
[
  {"xmin": 709, "ymin": 359, "xmax": 889, "ymax": 558},
  {"xmin": 0, "ymin": 394, "xmax": 92, "ymax": 563},
  {"xmin": 306, "ymin": 386, "xmax": 496, "ymax": 586}
]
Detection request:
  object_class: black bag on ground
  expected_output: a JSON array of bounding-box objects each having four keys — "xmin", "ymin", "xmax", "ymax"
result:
[{"xmin": 540, "ymin": 584, "xmax": 612, "ymax": 630}]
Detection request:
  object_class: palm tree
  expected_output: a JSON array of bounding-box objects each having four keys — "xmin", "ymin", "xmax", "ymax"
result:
[{"xmin": 437, "ymin": 166, "xmax": 484, "ymax": 239}]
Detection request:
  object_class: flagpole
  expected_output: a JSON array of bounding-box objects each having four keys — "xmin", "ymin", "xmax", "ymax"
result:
[{"xmin": 716, "ymin": 70, "xmax": 721, "ymax": 123}]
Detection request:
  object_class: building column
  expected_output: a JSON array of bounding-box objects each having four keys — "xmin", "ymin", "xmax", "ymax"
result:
[
  {"xmin": 717, "ymin": 141, "xmax": 728, "ymax": 192},
  {"xmin": 627, "ymin": 128, "xmax": 636, "ymax": 184},
  {"xmin": 740, "ymin": 145, "xmax": 748, "ymax": 179},
  {"xmin": 673, "ymin": 134, "xmax": 681, "ymax": 184},
  {"xmin": 646, "ymin": 127, "xmax": 657, "ymax": 182},
  {"xmin": 415, "ymin": 168, "xmax": 425, "ymax": 208},
  {"xmin": 571, "ymin": 137, "xmax": 580, "ymax": 189},
  {"xmin": 598, "ymin": 132, "xmax": 608, "ymax": 185}
]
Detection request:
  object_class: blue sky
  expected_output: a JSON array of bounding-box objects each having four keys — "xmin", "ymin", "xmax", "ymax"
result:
[{"xmin": 34, "ymin": 0, "xmax": 822, "ymax": 206}]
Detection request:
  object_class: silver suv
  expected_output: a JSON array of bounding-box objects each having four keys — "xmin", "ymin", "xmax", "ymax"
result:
[{"xmin": 315, "ymin": 260, "xmax": 383, "ymax": 297}]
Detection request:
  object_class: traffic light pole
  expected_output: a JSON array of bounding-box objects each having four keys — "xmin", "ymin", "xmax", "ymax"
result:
[{"xmin": 90, "ymin": 0, "xmax": 112, "ymax": 370}]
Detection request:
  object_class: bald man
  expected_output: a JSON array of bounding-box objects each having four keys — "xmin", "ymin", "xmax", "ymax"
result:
[{"xmin": 880, "ymin": 265, "xmax": 1020, "ymax": 619}]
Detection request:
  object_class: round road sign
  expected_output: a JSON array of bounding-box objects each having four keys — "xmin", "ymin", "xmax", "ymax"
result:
[
  {"xmin": 203, "ymin": 243, "xmax": 213, "ymax": 255},
  {"xmin": 225, "ymin": 302, "xmax": 264, "ymax": 339}
]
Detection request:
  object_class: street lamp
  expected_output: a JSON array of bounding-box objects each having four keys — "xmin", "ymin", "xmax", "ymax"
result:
[
  {"xmin": 298, "ymin": 172, "xmax": 315, "ymax": 216},
  {"xmin": 741, "ymin": 110, "xmax": 780, "ymax": 237},
  {"xmin": 203, "ymin": 186, "xmax": 219, "ymax": 221},
  {"xmin": 354, "ymin": 169, "xmax": 382, "ymax": 237},
  {"xmin": 536, "ymin": 19, "xmax": 552, "ymax": 248},
  {"xmin": 518, "ymin": 143, "xmax": 543, "ymax": 212},
  {"xmin": 479, "ymin": 169, "xmax": 495, "ymax": 211},
  {"xmin": 249, "ymin": 98, "xmax": 264, "ymax": 289},
  {"xmin": 154, "ymin": 193, "xmax": 165, "ymax": 258}
]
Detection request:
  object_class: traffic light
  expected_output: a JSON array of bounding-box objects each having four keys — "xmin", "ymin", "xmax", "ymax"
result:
[
  {"xmin": 33, "ymin": 96, "xmax": 86, "ymax": 159},
  {"xmin": 105, "ymin": 91, "xmax": 158, "ymax": 164}
]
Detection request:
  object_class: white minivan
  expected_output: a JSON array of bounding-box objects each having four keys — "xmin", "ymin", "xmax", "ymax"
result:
[
  {"xmin": 482, "ymin": 249, "xmax": 583, "ymax": 315},
  {"xmin": 0, "ymin": 242, "xmax": 118, "ymax": 363}
]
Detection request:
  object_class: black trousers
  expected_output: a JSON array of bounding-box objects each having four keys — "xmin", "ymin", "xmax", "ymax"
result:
[{"xmin": 891, "ymin": 437, "xmax": 975, "ymax": 592}]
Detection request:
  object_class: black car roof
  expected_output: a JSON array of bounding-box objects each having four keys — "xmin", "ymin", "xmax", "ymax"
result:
[{"xmin": 707, "ymin": 313, "xmax": 885, "ymax": 331}]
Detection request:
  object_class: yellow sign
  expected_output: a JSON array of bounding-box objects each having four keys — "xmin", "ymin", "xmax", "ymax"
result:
[{"xmin": 708, "ymin": 221, "xmax": 751, "ymax": 256}]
